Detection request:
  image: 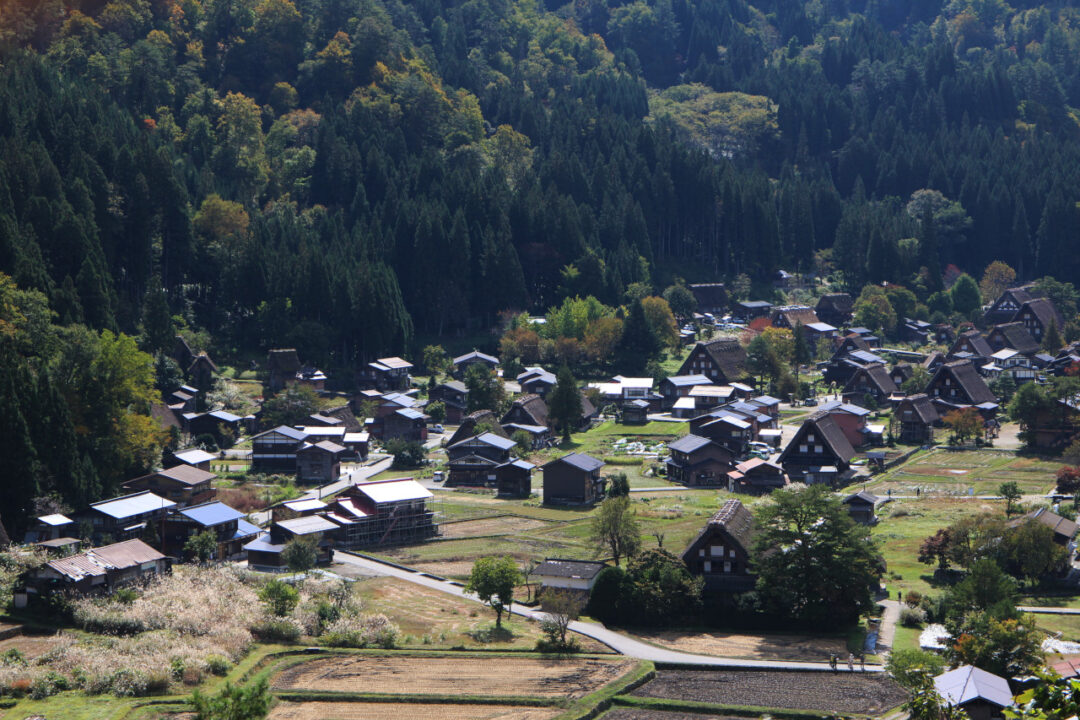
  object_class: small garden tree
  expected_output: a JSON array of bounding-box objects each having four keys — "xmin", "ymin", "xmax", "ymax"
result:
[
  {"xmin": 283, "ymin": 535, "xmax": 318, "ymax": 575},
  {"xmin": 426, "ymin": 400, "xmax": 446, "ymax": 424},
  {"xmin": 943, "ymin": 407, "xmax": 982, "ymax": 445},
  {"xmin": 185, "ymin": 529, "xmax": 218, "ymax": 563},
  {"xmin": 466, "ymin": 556, "xmax": 521, "ymax": 628},
  {"xmin": 590, "ymin": 495, "xmax": 640, "ymax": 566},
  {"xmin": 999, "ymin": 481, "xmax": 1022, "ymax": 517},
  {"xmin": 258, "ymin": 578, "xmax": 299, "ymax": 616},
  {"xmin": 538, "ymin": 588, "xmax": 585, "ymax": 652}
]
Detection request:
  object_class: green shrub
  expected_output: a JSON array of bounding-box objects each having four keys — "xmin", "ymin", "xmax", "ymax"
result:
[
  {"xmin": 258, "ymin": 578, "xmax": 299, "ymax": 616},
  {"xmin": 899, "ymin": 607, "xmax": 927, "ymax": 627},
  {"xmin": 251, "ymin": 618, "xmax": 301, "ymax": 642},
  {"xmin": 112, "ymin": 587, "xmax": 139, "ymax": 605},
  {"xmin": 205, "ymin": 655, "xmax": 231, "ymax": 676}
]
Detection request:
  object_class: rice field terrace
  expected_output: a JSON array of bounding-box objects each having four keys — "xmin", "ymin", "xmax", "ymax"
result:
[
  {"xmin": 272, "ymin": 654, "xmax": 636, "ymax": 699},
  {"xmin": 866, "ymin": 448, "xmax": 1060, "ymax": 495},
  {"xmin": 268, "ymin": 701, "xmax": 564, "ymax": 719},
  {"xmin": 629, "ymin": 669, "xmax": 909, "ymax": 715}
]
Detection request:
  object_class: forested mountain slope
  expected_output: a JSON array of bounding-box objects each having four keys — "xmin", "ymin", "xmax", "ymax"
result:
[{"xmin": 1, "ymin": 0, "xmax": 1079, "ymax": 365}]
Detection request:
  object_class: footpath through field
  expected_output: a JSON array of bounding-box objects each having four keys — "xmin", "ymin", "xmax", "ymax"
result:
[{"xmin": 334, "ymin": 551, "xmax": 887, "ymax": 672}]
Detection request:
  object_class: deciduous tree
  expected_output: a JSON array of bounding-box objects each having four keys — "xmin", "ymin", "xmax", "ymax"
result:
[
  {"xmin": 590, "ymin": 495, "xmax": 641, "ymax": 566},
  {"xmin": 466, "ymin": 556, "xmax": 521, "ymax": 627}
]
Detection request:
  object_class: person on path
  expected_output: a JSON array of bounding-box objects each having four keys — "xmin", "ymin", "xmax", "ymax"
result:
[
  {"xmin": 847, "ymin": 653, "xmax": 854, "ymax": 671},
  {"xmin": 859, "ymin": 654, "xmax": 865, "ymax": 671},
  {"xmin": 830, "ymin": 654, "xmax": 837, "ymax": 672}
]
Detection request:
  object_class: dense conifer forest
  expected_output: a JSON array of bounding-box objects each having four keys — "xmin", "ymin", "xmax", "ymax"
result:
[{"xmin": 2, "ymin": 0, "xmax": 1080, "ymax": 359}]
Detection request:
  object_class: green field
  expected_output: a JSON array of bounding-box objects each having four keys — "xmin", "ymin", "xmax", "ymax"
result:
[{"xmin": 866, "ymin": 448, "xmax": 1060, "ymax": 495}]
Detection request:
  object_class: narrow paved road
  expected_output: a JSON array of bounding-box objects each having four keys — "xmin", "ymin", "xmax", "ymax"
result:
[
  {"xmin": 334, "ymin": 551, "xmax": 885, "ymax": 672},
  {"xmin": 1019, "ymin": 606, "xmax": 1080, "ymax": 615}
]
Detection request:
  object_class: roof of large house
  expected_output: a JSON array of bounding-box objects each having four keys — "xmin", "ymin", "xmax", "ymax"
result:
[
  {"xmin": 449, "ymin": 432, "xmax": 518, "ymax": 452},
  {"xmin": 682, "ymin": 499, "xmax": 756, "ymax": 562},
  {"xmin": 254, "ymin": 425, "xmax": 308, "ymax": 442},
  {"xmin": 819, "ymin": 400, "xmax": 871, "ymax": 417},
  {"xmin": 1017, "ymin": 297, "xmax": 1064, "ymax": 330},
  {"xmin": 374, "ymin": 356, "xmax": 413, "ymax": 370},
  {"xmin": 353, "ymin": 478, "xmax": 433, "ymax": 504},
  {"xmin": 453, "ymin": 350, "xmax": 499, "ymax": 366},
  {"xmin": 934, "ymin": 361, "xmax": 998, "ymax": 405},
  {"xmin": 816, "ymin": 293, "xmax": 854, "ymax": 313},
  {"xmin": 952, "ymin": 330, "xmax": 994, "ymax": 358},
  {"xmin": 173, "ymin": 448, "xmax": 217, "ymax": 466},
  {"xmin": 267, "ymin": 348, "xmax": 301, "ymax": 373},
  {"xmin": 37, "ymin": 514, "xmax": 73, "ymax": 526},
  {"xmin": 298, "ymin": 440, "xmax": 348, "ymax": 455},
  {"xmin": 843, "ymin": 491, "xmax": 880, "ymax": 506},
  {"xmin": 782, "ymin": 413, "xmax": 856, "ymax": 465},
  {"xmin": 503, "ymin": 393, "xmax": 549, "ymax": 427},
  {"xmin": 154, "ymin": 465, "xmax": 216, "ymax": 486},
  {"xmin": 178, "ymin": 501, "xmax": 246, "ymax": 527},
  {"xmin": 844, "ymin": 363, "xmax": 898, "ymax": 395},
  {"xmin": 1009, "ymin": 506, "xmax": 1078, "ymax": 540},
  {"xmin": 990, "ymin": 322, "xmax": 1039, "ymax": 355},
  {"xmin": 448, "ymin": 410, "xmax": 508, "ymax": 446},
  {"xmin": 933, "ymin": 665, "xmax": 1012, "ymax": 708},
  {"xmin": 439, "ymin": 380, "xmax": 469, "ymax": 394},
  {"xmin": 545, "ymin": 452, "xmax": 605, "ymax": 473},
  {"xmin": 91, "ymin": 492, "xmax": 176, "ymax": 519},
  {"xmin": 535, "ymin": 558, "xmax": 607, "ymax": 580},
  {"xmin": 47, "ymin": 539, "xmax": 165, "ymax": 582},
  {"xmin": 734, "ymin": 457, "xmax": 783, "ymax": 474},
  {"xmin": 694, "ymin": 338, "xmax": 748, "ymax": 381},
  {"xmin": 665, "ymin": 374, "xmax": 713, "ymax": 387},
  {"xmin": 772, "ymin": 306, "xmax": 819, "ymax": 326},
  {"xmin": 897, "ymin": 393, "xmax": 939, "ymax": 424},
  {"xmin": 667, "ymin": 434, "xmax": 714, "ymax": 454},
  {"xmin": 277, "ymin": 515, "xmax": 340, "ymax": 535},
  {"xmin": 518, "ymin": 366, "xmax": 556, "ymax": 385}
]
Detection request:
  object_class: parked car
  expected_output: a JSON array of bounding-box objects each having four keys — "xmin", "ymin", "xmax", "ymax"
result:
[
  {"xmin": 803, "ymin": 397, "xmax": 818, "ymax": 406},
  {"xmin": 433, "ymin": 424, "xmax": 445, "ymax": 433}
]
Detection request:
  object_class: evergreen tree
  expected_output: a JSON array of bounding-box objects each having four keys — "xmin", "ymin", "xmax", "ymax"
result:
[
  {"xmin": 547, "ymin": 365, "xmax": 583, "ymax": 440},
  {"xmin": 616, "ymin": 300, "xmax": 659, "ymax": 375}
]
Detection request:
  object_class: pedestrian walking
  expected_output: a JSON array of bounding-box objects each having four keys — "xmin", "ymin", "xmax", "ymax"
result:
[
  {"xmin": 859, "ymin": 654, "xmax": 865, "ymax": 671},
  {"xmin": 829, "ymin": 654, "xmax": 837, "ymax": 671},
  {"xmin": 847, "ymin": 653, "xmax": 854, "ymax": 671}
]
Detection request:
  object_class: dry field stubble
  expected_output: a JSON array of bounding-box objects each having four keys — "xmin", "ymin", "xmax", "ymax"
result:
[
  {"xmin": 269, "ymin": 701, "xmax": 563, "ymax": 719},
  {"xmin": 272, "ymin": 654, "xmax": 636, "ymax": 698},
  {"xmin": 631, "ymin": 669, "xmax": 909, "ymax": 714},
  {"xmin": 627, "ymin": 629, "xmax": 850, "ymax": 662},
  {"xmin": 439, "ymin": 516, "xmax": 550, "ymax": 538}
]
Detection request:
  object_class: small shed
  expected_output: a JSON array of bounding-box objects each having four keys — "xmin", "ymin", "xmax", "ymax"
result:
[
  {"xmin": 534, "ymin": 558, "xmax": 608, "ymax": 593},
  {"xmin": 933, "ymin": 666, "xmax": 1011, "ymax": 720}
]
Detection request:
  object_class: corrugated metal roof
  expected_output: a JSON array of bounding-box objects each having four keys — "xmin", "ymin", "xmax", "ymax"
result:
[
  {"xmin": 179, "ymin": 502, "xmax": 245, "ymax": 527},
  {"xmin": 91, "ymin": 492, "xmax": 175, "ymax": 519},
  {"xmin": 38, "ymin": 514, "xmax": 73, "ymax": 526},
  {"xmin": 668, "ymin": 435, "xmax": 714, "ymax": 453},
  {"xmin": 255, "ymin": 425, "xmax": 307, "ymax": 441},
  {"xmin": 243, "ymin": 533, "xmax": 283, "ymax": 553},
  {"xmin": 233, "ymin": 519, "xmax": 261, "ymax": 539},
  {"xmin": 174, "ymin": 448, "xmax": 217, "ymax": 465},
  {"xmin": 665, "ymin": 374, "xmax": 712, "ymax": 387},
  {"xmin": 377, "ymin": 356, "xmax": 413, "ymax": 369},
  {"xmin": 546, "ymin": 452, "xmax": 604, "ymax": 472},
  {"xmin": 355, "ymin": 478, "xmax": 433, "ymax": 504},
  {"xmin": 277, "ymin": 515, "xmax": 340, "ymax": 535},
  {"xmin": 934, "ymin": 666, "xmax": 1012, "ymax": 708},
  {"xmin": 282, "ymin": 498, "xmax": 326, "ymax": 513},
  {"xmin": 157, "ymin": 465, "xmax": 216, "ymax": 486}
]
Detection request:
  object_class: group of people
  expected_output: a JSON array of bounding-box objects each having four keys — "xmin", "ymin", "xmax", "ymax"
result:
[{"xmin": 829, "ymin": 652, "xmax": 865, "ymax": 672}]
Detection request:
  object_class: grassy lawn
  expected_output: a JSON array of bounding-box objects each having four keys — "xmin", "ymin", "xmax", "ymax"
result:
[
  {"xmin": 1035, "ymin": 613, "xmax": 1080, "ymax": 641},
  {"xmin": 866, "ymin": 447, "xmax": 1059, "ymax": 496},
  {"xmin": 871, "ymin": 497, "xmax": 994, "ymax": 599}
]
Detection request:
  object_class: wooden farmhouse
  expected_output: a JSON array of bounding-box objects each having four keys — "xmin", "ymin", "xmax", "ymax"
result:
[
  {"xmin": 122, "ymin": 465, "xmax": 216, "ymax": 507},
  {"xmin": 25, "ymin": 539, "xmax": 168, "ymax": 597},
  {"xmin": 778, "ymin": 412, "xmax": 857, "ymax": 486},
  {"xmin": 665, "ymin": 435, "xmax": 735, "ymax": 487},
  {"xmin": 681, "ymin": 499, "xmax": 756, "ymax": 592},
  {"xmin": 677, "ymin": 338, "xmax": 748, "ymax": 385},
  {"xmin": 542, "ymin": 453, "xmax": 606, "ymax": 506}
]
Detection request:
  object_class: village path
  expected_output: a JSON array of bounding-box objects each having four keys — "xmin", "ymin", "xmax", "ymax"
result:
[
  {"xmin": 333, "ymin": 551, "xmax": 886, "ymax": 673},
  {"xmin": 1018, "ymin": 606, "xmax": 1080, "ymax": 615},
  {"xmin": 876, "ymin": 600, "xmax": 900, "ymax": 651}
]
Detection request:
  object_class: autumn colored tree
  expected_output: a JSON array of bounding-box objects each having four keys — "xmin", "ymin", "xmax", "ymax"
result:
[
  {"xmin": 918, "ymin": 528, "xmax": 953, "ymax": 571},
  {"xmin": 641, "ymin": 296, "xmax": 679, "ymax": 349},
  {"xmin": 979, "ymin": 261, "xmax": 1016, "ymax": 303},
  {"xmin": 943, "ymin": 407, "xmax": 983, "ymax": 445}
]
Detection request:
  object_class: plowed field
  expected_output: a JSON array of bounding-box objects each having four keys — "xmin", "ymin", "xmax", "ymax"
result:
[
  {"xmin": 439, "ymin": 517, "xmax": 550, "ymax": 538},
  {"xmin": 273, "ymin": 655, "xmax": 635, "ymax": 699},
  {"xmin": 269, "ymin": 701, "xmax": 561, "ymax": 719},
  {"xmin": 631, "ymin": 669, "xmax": 908, "ymax": 714}
]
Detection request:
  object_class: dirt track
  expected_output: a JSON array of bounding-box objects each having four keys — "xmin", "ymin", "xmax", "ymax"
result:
[
  {"xmin": 273, "ymin": 655, "xmax": 635, "ymax": 699},
  {"xmin": 631, "ymin": 669, "xmax": 909, "ymax": 714},
  {"xmin": 269, "ymin": 701, "xmax": 562, "ymax": 719}
]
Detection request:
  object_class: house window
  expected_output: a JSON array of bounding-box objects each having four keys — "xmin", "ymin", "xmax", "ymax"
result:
[
  {"xmin": 799, "ymin": 444, "xmax": 808, "ymax": 453},
  {"xmin": 724, "ymin": 562, "xmax": 732, "ymax": 573},
  {"xmin": 815, "ymin": 445, "xmax": 823, "ymax": 453}
]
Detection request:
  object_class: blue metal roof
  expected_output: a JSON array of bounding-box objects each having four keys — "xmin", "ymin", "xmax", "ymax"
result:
[
  {"xmin": 179, "ymin": 502, "xmax": 245, "ymax": 527},
  {"xmin": 233, "ymin": 518, "xmax": 261, "ymax": 539}
]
